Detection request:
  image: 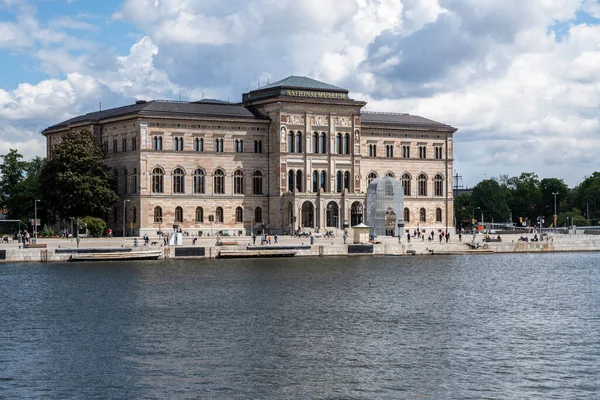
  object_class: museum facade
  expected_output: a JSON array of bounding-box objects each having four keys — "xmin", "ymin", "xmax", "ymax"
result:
[{"xmin": 42, "ymin": 76, "xmax": 457, "ymax": 237}]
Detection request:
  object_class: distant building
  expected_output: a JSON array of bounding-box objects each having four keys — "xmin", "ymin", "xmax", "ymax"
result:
[{"xmin": 42, "ymin": 76, "xmax": 457, "ymax": 237}]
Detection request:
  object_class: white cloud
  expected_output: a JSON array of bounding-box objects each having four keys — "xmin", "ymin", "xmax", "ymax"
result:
[{"xmin": 2, "ymin": 0, "xmax": 600, "ymax": 188}]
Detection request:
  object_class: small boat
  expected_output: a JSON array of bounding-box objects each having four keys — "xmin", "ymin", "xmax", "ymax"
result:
[{"xmin": 69, "ymin": 250, "xmax": 162, "ymax": 262}]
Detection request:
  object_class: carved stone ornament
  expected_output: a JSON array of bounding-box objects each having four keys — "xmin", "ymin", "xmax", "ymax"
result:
[
  {"xmin": 335, "ymin": 117, "xmax": 351, "ymax": 127},
  {"xmin": 281, "ymin": 126, "xmax": 286, "ymax": 142},
  {"xmin": 290, "ymin": 115, "xmax": 304, "ymax": 125}
]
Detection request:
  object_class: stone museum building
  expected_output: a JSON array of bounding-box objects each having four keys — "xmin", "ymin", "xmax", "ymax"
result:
[{"xmin": 42, "ymin": 76, "xmax": 457, "ymax": 237}]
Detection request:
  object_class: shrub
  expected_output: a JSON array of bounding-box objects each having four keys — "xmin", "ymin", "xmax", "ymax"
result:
[{"xmin": 80, "ymin": 216, "xmax": 106, "ymax": 237}]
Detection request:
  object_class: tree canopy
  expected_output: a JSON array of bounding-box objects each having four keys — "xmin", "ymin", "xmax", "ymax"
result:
[
  {"xmin": 0, "ymin": 149, "xmax": 44, "ymax": 223},
  {"xmin": 41, "ymin": 129, "xmax": 118, "ymax": 220}
]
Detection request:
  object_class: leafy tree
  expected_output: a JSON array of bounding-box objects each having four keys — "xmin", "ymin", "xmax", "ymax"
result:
[
  {"xmin": 0, "ymin": 149, "xmax": 45, "ymax": 223},
  {"xmin": 539, "ymin": 178, "xmax": 569, "ymax": 226},
  {"xmin": 574, "ymin": 172, "xmax": 600, "ymax": 225},
  {"xmin": 41, "ymin": 129, "xmax": 118, "ymax": 221},
  {"xmin": 471, "ymin": 179, "xmax": 510, "ymax": 222},
  {"xmin": 80, "ymin": 216, "xmax": 106, "ymax": 237},
  {"xmin": 453, "ymin": 193, "xmax": 472, "ymax": 229},
  {"xmin": 504, "ymin": 172, "xmax": 542, "ymax": 223}
]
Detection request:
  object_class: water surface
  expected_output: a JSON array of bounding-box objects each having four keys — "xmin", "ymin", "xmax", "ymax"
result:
[{"xmin": 1, "ymin": 253, "xmax": 599, "ymax": 399}]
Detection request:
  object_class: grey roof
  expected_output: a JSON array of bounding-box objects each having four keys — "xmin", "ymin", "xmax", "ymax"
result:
[
  {"xmin": 255, "ymin": 76, "xmax": 348, "ymax": 93},
  {"xmin": 361, "ymin": 112, "xmax": 453, "ymax": 128},
  {"xmin": 43, "ymin": 100, "xmax": 262, "ymax": 132}
]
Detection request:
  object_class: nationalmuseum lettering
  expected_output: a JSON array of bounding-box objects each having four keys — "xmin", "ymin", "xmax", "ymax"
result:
[{"xmin": 285, "ymin": 90, "xmax": 349, "ymax": 100}]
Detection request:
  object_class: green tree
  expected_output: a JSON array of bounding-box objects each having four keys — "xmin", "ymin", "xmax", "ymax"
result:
[
  {"xmin": 574, "ymin": 172, "xmax": 600, "ymax": 225},
  {"xmin": 471, "ymin": 179, "xmax": 510, "ymax": 222},
  {"xmin": 0, "ymin": 149, "xmax": 45, "ymax": 223},
  {"xmin": 504, "ymin": 172, "xmax": 542, "ymax": 224},
  {"xmin": 453, "ymin": 193, "xmax": 472, "ymax": 228},
  {"xmin": 41, "ymin": 129, "xmax": 118, "ymax": 221},
  {"xmin": 539, "ymin": 178, "xmax": 569, "ymax": 226},
  {"xmin": 80, "ymin": 216, "xmax": 106, "ymax": 237}
]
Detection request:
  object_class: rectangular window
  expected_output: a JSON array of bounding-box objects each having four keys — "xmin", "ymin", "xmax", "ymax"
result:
[
  {"xmin": 368, "ymin": 144, "xmax": 377, "ymax": 157},
  {"xmin": 152, "ymin": 136, "xmax": 163, "ymax": 150},
  {"xmin": 174, "ymin": 137, "xmax": 183, "ymax": 151},
  {"xmin": 435, "ymin": 146, "xmax": 443, "ymax": 159},
  {"xmin": 132, "ymin": 137, "xmax": 137, "ymax": 151},
  {"xmin": 215, "ymin": 138, "xmax": 223, "ymax": 153},
  {"xmin": 402, "ymin": 145, "xmax": 410, "ymax": 158},
  {"xmin": 254, "ymin": 140, "xmax": 262, "ymax": 153},
  {"xmin": 122, "ymin": 138, "xmax": 127, "ymax": 152},
  {"xmin": 113, "ymin": 139, "xmax": 117, "ymax": 153},
  {"xmin": 419, "ymin": 145, "xmax": 427, "ymax": 159},
  {"xmin": 385, "ymin": 145, "xmax": 394, "ymax": 158},
  {"xmin": 103, "ymin": 141, "xmax": 108, "ymax": 154}
]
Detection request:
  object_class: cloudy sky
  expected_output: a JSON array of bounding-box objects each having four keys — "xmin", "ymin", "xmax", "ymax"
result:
[{"xmin": 1, "ymin": 0, "xmax": 600, "ymax": 187}]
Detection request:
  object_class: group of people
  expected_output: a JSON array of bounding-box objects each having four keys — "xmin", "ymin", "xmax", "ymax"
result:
[
  {"xmin": 251, "ymin": 233, "xmax": 278, "ymax": 245},
  {"xmin": 406, "ymin": 229, "xmax": 455, "ymax": 243},
  {"xmin": 15, "ymin": 230, "xmax": 30, "ymax": 244}
]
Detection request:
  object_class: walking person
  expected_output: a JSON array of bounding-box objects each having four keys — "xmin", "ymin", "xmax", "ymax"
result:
[{"xmin": 252, "ymin": 233, "xmax": 256, "ymax": 245}]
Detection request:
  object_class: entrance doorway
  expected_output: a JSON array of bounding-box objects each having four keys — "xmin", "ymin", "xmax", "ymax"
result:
[
  {"xmin": 326, "ymin": 201, "xmax": 339, "ymax": 228},
  {"xmin": 301, "ymin": 201, "xmax": 314, "ymax": 228},
  {"xmin": 351, "ymin": 201, "xmax": 363, "ymax": 226}
]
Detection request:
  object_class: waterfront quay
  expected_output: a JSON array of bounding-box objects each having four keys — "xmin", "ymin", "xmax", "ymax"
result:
[{"xmin": 2, "ymin": 231, "xmax": 600, "ymax": 263}]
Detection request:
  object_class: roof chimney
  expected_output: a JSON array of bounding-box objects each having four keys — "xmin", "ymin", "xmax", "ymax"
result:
[{"xmin": 135, "ymin": 100, "xmax": 147, "ymax": 104}]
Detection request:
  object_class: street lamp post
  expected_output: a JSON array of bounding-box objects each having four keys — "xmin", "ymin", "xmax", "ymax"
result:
[
  {"xmin": 122, "ymin": 199, "xmax": 130, "ymax": 239},
  {"xmin": 34, "ymin": 199, "xmax": 40, "ymax": 244},
  {"xmin": 552, "ymin": 192, "xmax": 558, "ymax": 232}
]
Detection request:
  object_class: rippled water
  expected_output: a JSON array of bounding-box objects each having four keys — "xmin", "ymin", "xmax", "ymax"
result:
[{"xmin": 1, "ymin": 253, "xmax": 600, "ymax": 399}]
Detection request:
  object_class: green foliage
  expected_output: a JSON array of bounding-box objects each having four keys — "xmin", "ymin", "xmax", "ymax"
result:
[
  {"xmin": 80, "ymin": 216, "xmax": 106, "ymax": 237},
  {"xmin": 503, "ymin": 172, "xmax": 542, "ymax": 223},
  {"xmin": 574, "ymin": 172, "xmax": 600, "ymax": 224},
  {"xmin": 39, "ymin": 225, "xmax": 58, "ymax": 238},
  {"xmin": 0, "ymin": 149, "xmax": 45, "ymax": 222},
  {"xmin": 471, "ymin": 179, "xmax": 510, "ymax": 222},
  {"xmin": 453, "ymin": 193, "xmax": 472, "ymax": 226},
  {"xmin": 41, "ymin": 129, "xmax": 118, "ymax": 220}
]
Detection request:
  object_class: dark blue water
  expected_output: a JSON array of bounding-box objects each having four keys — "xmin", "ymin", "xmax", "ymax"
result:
[{"xmin": 1, "ymin": 253, "xmax": 599, "ymax": 399}]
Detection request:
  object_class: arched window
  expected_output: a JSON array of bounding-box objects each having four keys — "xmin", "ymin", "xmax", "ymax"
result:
[
  {"xmin": 214, "ymin": 169, "xmax": 225, "ymax": 194},
  {"xmin": 234, "ymin": 170, "xmax": 244, "ymax": 194},
  {"xmin": 196, "ymin": 206, "xmax": 204, "ymax": 223},
  {"xmin": 336, "ymin": 171, "xmax": 343, "ymax": 193},
  {"xmin": 434, "ymin": 174, "xmax": 444, "ymax": 196},
  {"xmin": 288, "ymin": 170, "xmax": 295, "ymax": 192},
  {"xmin": 320, "ymin": 133, "xmax": 327, "ymax": 154},
  {"xmin": 235, "ymin": 206, "xmax": 243, "ymax": 223},
  {"xmin": 296, "ymin": 132, "xmax": 302, "ymax": 153},
  {"xmin": 336, "ymin": 133, "xmax": 343, "ymax": 154},
  {"xmin": 385, "ymin": 180, "xmax": 394, "ymax": 196},
  {"xmin": 313, "ymin": 132, "xmax": 319, "ymax": 153},
  {"xmin": 253, "ymin": 171, "xmax": 263, "ymax": 195},
  {"xmin": 173, "ymin": 168, "xmax": 185, "ymax": 194},
  {"xmin": 288, "ymin": 131, "xmax": 294, "ymax": 152},
  {"xmin": 367, "ymin": 172, "xmax": 377, "ymax": 186},
  {"xmin": 344, "ymin": 171, "xmax": 350, "ymax": 191},
  {"xmin": 312, "ymin": 170, "xmax": 319, "ymax": 192},
  {"xmin": 255, "ymin": 207, "xmax": 262, "ymax": 223},
  {"xmin": 151, "ymin": 167, "xmax": 164, "ymax": 193},
  {"xmin": 320, "ymin": 170, "xmax": 327, "ymax": 191},
  {"xmin": 344, "ymin": 133, "xmax": 350, "ymax": 154},
  {"xmin": 404, "ymin": 207, "xmax": 410, "ymax": 222},
  {"xmin": 175, "ymin": 206, "xmax": 183, "ymax": 223},
  {"xmin": 193, "ymin": 169, "xmax": 205, "ymax": 194},
  {"xmin": 436, "ymin": 208, "xmax": 442, "ymax": 222},
  {"xmin": 402, "ymin": 173, "xmax": 411, "ymax": 196},
  {"xmin": 154, "ymin": 206, "xmax": 162, "ymax": 223},
  {"xmin": 420, "ymin": 207, "xmax": 426, "ymax": 222},
  {"xmin": 418, "ymin": 174, "xmax": 427, "ymax": 196},
  {"xmin": 296, "ymin": 170, "xmax": 303, "ymax": 192},
  {"xmin": 216, "ymin": 207, "xmax": 224, "ymax": 223}
]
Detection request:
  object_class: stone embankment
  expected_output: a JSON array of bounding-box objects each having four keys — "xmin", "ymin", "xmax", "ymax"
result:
[{"xmin": 1, "ymin": 233, "xmax": 599, "ymax": 264}]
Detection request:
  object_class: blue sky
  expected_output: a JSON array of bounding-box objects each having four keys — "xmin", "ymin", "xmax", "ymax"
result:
[{"xmin": 1, "ymin": 0, "xmax": 600, "ymax": 187}]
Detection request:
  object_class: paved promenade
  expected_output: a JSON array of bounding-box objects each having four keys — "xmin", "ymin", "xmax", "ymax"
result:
[{"xmin": 1, "ymin": 232, "xmax": 600, "ymax": 263}]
